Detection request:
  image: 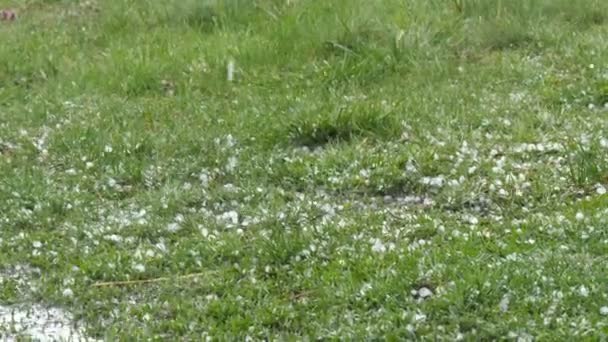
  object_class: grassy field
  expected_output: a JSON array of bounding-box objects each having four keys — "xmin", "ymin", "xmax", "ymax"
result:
[{"xmin": 1, "ymin": 0, "xmax": 608, "ymax": 339}]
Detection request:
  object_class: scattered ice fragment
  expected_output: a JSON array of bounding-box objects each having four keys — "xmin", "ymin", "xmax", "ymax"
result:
[
  {"xmin": 418, "ymin": 287, "xmax": 433, "ymax": 299},
  {"xmin": 227, "ymin": 59, "xmax": 235, "ymax": 81},
  {"xmin": 104, "ymin": 234, "xmax": 123, "ymax": 243},
  {"xmin": 155, "ymin": 241, "xmax": 167, "ymax": 253},
  {"xmin": 465, "ymin": 215, "xmax": 479, "ymax": 225},
  {"xmin": 498, "ymin": 188, "xmax": 508, "ymax": 197},
  {"xmin": 405, "ymin": 160, "xmax": 417, "ymax": 173},
  {"xmin": 575, "ymin": 212, "xmax": 585, "ymax": 221},
  {"xmin": 420, "ymin": 176, "xmax": 445, "ymax": 187},
  {"xmin": 32, "ymin": 241, "xmax": 42, "ymax": 248},
  {"xmin": 0, "ymin": 304, "xmax": 97, "ymax": 341},
  {"xmin": 359, "ymin": 283, "xmax": 373, "ymax": 296},
  {"xmin": 225, "ymin": 134, "xmax": 236, "ymax": 148},
  {"xmin": 499, "ymin": 295, "xmax": 510, "ymax": 312},
  {"xmin": 371, "ymin": 239, "xmax": 386, "ymax": 254},
  {"xmin": 104, "ymin": 145, "xmax": 113, "ymax": 153},
  {"xmin": 219, "ymin": 210, "xmax": 239, "ymax": 226},
  {"xmin": 597, "ymin": 185, "xmax": 607, "ymax": 195},
  {"xmin": 359, "ymin": 169, "xmax": 370, "ymax": 178},
  {"xmin": 226, "ymin": 156, "xmax": 238, "ymax": 172},
  {"xmin": 223, "ymin": 183, "xmax": 238, "ymax": 192},
  {"xmin": 509, "ymin": 92, "xmax": 526, "ymax": 103},
  {"xmin": 132, "ymin": 263, "xmax": 146, "ymax": 273},
  {"xmin": 579, "ymin": 285, "xmax": 589, "ymax": 297},
  {"xmin": 414, "ymin": 312, "xmax": 426, "ymax": 322},
  {"xmin": 167, "ymin": 222, "xmax": 180, "ymax": 232},
  {"xmin": 199, "ymin": 171, "xmax": 210, "ymax": 187},
  {"xmin": 320, "ymin": 203, "xmax": 336, "ymax": 216},
  {"xmin": 600, "ymin": 306, "xmax": 608, "ymax": 316},
  {"xmin": 62, "ymin": 288, "xmax": 74, "ymax": 298}
]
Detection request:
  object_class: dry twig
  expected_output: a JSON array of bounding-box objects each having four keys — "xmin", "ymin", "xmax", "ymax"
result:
[{"xmin": 91, "ymin": 272, "xmax": 210, "ymax": 288}]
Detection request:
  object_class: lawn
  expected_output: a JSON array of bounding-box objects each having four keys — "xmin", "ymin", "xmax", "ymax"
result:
[{"xmin": 1, "ymin": 0, "xmax": 608, "ymax": 339}]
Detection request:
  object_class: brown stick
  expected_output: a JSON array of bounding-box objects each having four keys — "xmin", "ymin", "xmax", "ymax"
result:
[{"xmin": 91, "ymin": 272, "xmax": 210, "ymax": 288}]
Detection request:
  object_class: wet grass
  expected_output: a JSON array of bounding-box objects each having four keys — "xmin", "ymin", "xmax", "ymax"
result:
[{"xmin": 1, "ymin": 0, "xmax": 608, "ymax": 339}]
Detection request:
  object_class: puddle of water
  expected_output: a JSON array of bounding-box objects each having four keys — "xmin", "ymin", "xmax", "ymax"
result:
[{"xmin": 0, "ymin": 304, "xmax": 96, "ymax": 341}]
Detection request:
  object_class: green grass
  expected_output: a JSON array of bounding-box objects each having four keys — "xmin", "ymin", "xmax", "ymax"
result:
[{"xmin": 2, "ymin": 0, "xmax": 608, "ymax": 339}]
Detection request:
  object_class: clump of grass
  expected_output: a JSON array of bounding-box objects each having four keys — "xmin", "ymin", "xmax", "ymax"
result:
[
  {"xmin": 171, "ymin": 0, "xmax": 260, "ymax": 33},
  {"xmin": 566, "ymin": 141, "xmax": 608, "ymax": 189},
  {"xmin": 458, "ymin": 0, "xmax": 607, "ymax": 24},
  {"xmin": 7, "ymin": 0, "xmax": 608, "ymax": 340},
  {"xmin": 174, "ymin": 0, "xmax": 221, "ymax": 33},
  {"xmin": 476, "ymin": 18, "xmax": 536, "ymax": 51},
  {"xmin": 543, "ymin": 0, "xmax": 608, "ymax": 26},
  {"xmin": 288, "ymin": 107, "xmax": 398, "ymax": 148},
  {"xmin": 455, "ymin": 0, "xmax": 608, "ymax": 51},
  {"xmin": 596, "ymin": 81, "xmax": 608, "ymax": 107},
  {"xmin": 321, "ymin": 18, "xmax": 391, "ymax": 57}
]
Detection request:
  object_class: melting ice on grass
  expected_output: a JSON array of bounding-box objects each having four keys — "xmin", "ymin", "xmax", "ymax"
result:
[{"xmin": 0, "ymin": 304, "xmax": 97, "ymax": 341}]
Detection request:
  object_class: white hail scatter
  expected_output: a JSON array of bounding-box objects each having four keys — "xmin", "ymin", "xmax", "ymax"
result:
[
  {"xmin": 512, "ymin": 142, "xmax": 563, "ymax": 154},
  {"xmin": 132, "ymin": 263, "xmax": 146, "ymax": 273},
  {"xmin": 499, "ymin": 295, "xmax": 510, "ymax": 312},
  {"xmin": 0, "ymin": 304, "xmax": 97, "ymax": 341},
  {"xmin": 225, "ymin": 156, "xmax": 238, "ymax": 172},
  {"xmin": 371, "ymin": 239, "xmax": 386, "ymax": 254},
  {"xmin": 578, "ymin": 285, "xmax": 589, "ymax": 297},
  {"xmin": 464, "ymin": 214, "xmax": 479, "ymax": 225},
  {"xmin": 167, "ymin": 222, "xmax": 181, "ymax": 233},
  {"xmin": 219, "ymin": 210, "xmax": 239, "ymax": 226},
  {"xmin": 420, "ymin": 176, "xmax": 445, "ymax": 187}
]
